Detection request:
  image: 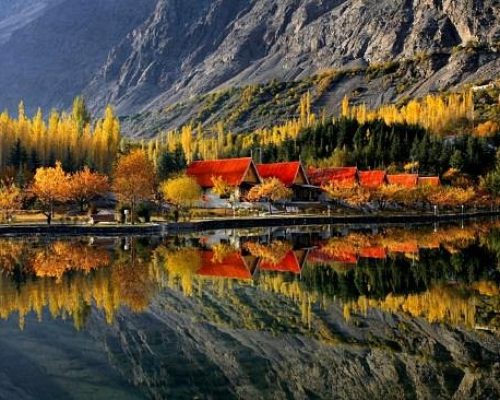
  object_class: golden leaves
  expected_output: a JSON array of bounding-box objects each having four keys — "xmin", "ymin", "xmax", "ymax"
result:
[{"xmin": 161, "ymin": 175, "xmax": 202, "ymax": 207}]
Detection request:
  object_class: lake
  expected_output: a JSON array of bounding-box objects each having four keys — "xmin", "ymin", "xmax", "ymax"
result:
[{"xmin": 0, "ymin": 220, "xmax": 499, "ymax": 399}]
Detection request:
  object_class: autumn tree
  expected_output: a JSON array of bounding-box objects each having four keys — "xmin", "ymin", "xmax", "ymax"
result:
[
  {"xmin": 161, "ymin": 175, "xmax": 202, "ymax": 211},
  {"xmin": 428, "ymin": 187, "xmax": 476, "ymax": 209},
  {"xmin": 0, "ymin": 180, "xmax": 23, "ymax": 222},
  {"xmin": 31, "ymin": 162, "xmax": 70, "ymax": 224},
  {"xmin": 211, "ymin": 176, "xmax": 233, "ymax": 198},
  {"xmin": 69, "ymin": 167, "xmax": 110, "ymax": 212},
  {"xmin": 371, "ymin": 184, "xmax": 405, "ymax": 210},
  {"xmin": 112, "ymin": 150, "xmax": 156, "ymax": 224},
  {"xmin": 247, "ymin": 178, "xmax": 293, "ymax": 213},
  {"xmin": 322, "ymin": 183, "xmax": 371, "ymax": 208}
]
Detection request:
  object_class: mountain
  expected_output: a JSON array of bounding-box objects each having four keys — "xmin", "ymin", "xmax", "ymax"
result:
[
  {"xmin": 87, "ymin": 0, "xmax": 500, "ymax": 117},
  {"xmin": 0, "ymin": 0, "xmax": 498, "ymax": 130},
  {"xmin": 0, "ymin": 0, "xmax": 156, "ymax": 114}
]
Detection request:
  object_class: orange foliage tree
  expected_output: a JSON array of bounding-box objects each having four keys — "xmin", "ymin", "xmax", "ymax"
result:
[
  {"xmin": 247, "ymin": 178, "xmax": 293, "ymax": 213},
  {"xmin": 112, "ymin": 150, "xmax": 156, "ymax": 224},
  {"xmin": 0, "ymin": 180, "xmax": 23, "ymax": 221},
  {"xmin": 69, "ymin": 167, "xmax": 110, "ymax": 211},
  {"xmin": 31, "ymin": 162, "xmax": 70, "ymax": 224},
  {"xmin": 322, "ymin": 183, "xmax": 371, "ymax": 208}
]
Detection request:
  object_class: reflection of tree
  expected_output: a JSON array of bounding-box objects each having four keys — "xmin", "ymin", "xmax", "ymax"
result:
[
  {"xmin": 32, "ymin": 241, "xmax": 111, "ymax": 282},
  {"xmin": 343, "ymin": 283, "xmax": 499, "ymax": 329},
  {"xmin": 158, "ymin": 247, "xmax": 202, "ymax": 296}
]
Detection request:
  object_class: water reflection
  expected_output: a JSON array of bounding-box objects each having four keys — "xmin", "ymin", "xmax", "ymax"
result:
[{"xmin": 0, "ymin": 222, "xmax": 498, "ymax": 333}]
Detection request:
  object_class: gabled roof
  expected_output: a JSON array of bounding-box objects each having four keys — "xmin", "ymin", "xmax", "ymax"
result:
[
  {"xmin": 418, "ymin": 176, "xmax": 441, "ymax": 187},
  {"xmin": 259, "ymin": 250, "xmax": 301, "ymax": 274},
  {"xmin": 358, "ymin": 170, "xmax": 387, "ymax": 189},
  {"xmin": 256, "ymin": 162, "xmax": 309, "ymax": 187},
  {"xmin": 187, "ymin": 158, "xmax": 259, "ymax": 188},
  {"xmin": 307, "ymin": 167, "xmax": 358, "ymax": 187},
  {"xmin": 197, "ymin": 251, "xmax": 252, "ymax": 280},
  {"xmin": 387, "ymin": 174, "xmax": 418, "ymax": 188}
]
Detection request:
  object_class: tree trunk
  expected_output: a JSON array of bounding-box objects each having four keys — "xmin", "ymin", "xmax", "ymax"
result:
[{"xmin": 131, "ymin": 199, "xmax": 135, "ymax": 225}]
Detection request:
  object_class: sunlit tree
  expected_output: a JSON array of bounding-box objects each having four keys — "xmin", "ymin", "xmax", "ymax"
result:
[
  {"xmin": 69, "ymin": 167, "xmax": 110, "ymax": 211},
  {"xmin": 112, "ymin": 150, "xmax": 156, "ymax": 224},
  {"xmin": 31, "ymin": 162, "xmax": 70, "ymax": 224}
]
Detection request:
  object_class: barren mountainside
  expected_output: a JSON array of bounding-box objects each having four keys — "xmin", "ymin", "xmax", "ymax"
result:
[{"xmin": 0, "ymin": 0, "xmax": 498, "ymax": 128}]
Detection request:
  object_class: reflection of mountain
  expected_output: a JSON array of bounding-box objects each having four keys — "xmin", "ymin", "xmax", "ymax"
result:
[
  {"xmin": 0, "ymin": 223, "xmax": 498, "ymax": 398},
  {"xmin": 90, "ymin": 284, "xmax": 499, "ymax": 399}
]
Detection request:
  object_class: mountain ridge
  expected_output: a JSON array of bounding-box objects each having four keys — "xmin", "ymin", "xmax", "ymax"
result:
[{"xmin": 0, "ymin": 0, "xmax": 498, "ymax": 134}]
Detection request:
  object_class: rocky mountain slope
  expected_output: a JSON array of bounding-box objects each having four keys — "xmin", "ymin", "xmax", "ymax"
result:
[
  {"xmin": 0, "ymin": 0, "xmax": 156, "ymax": 114},
  {"xmin": 88, "ymin": 0, "xmax": 500, "ymax": 117},
  {"xmin": 0, "ymin": 0, "xmax": 498, "ymax": 131}
]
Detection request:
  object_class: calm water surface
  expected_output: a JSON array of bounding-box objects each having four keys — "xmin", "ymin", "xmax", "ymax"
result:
[{"xmin": 0, "ymin": 221, "xmax": 499, "ymax": 399}]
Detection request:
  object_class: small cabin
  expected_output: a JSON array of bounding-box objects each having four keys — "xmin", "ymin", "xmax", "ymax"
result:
[
  {"xmin": 89, "ymin": 210, "xmax": 116, "ymax": 225},
  {"xmin": 358, "ymin": 170, "xmax": 387, "ymax": 189},
  {"xmin": 256, "ymin": 161, "xmax": 314, "ymax": 201},
  {"xmin": 187, "ymin": 157, "xmax": 261, "ymax": 206},
  {"xmin": 308, "ymin": 166, "xmax": 358, "ymax": 188},
  {"xmin": 386, "ymin": 174, "xmax": 418, "ymax": 189},
  {"xmin": 418, "ymin": 176, "xmax": 441, "ymax": 187}
]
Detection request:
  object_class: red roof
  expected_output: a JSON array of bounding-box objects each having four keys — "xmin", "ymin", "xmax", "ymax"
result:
[
  {"xmin": 307, "ymin": 247, "xmax": 358, "ymax": 264},
  {"xmin": 187, "ymin": 158, "xmax": 258, "ymax": 188},
  {"xmin": 359, "ymin": 247, "xmax": 387, "ymax": 259},
  {"xmin": 259, "ymin": 250, "xmax": 301, "ymax": 274},
  {"xmin": 418, "ymin": 177, "xmax": 441, "ymax": 187},
  {"xmin": 197, "ymin": 251, "xmax": 252, "ymax": 280},
  {"xmin": 358, "ymin": 170, "xmax": 387, "ymax": 189},
  {"xmin": 387, "ymin": 174, "xmax": 418, "ymax": 188},
  {"xmin": 256, "ymin": 162, "xmax": 307, "ymax": 187},
  {"xmin": 308, "ymin": 167, "xmax": 358, "ymax": 187}
]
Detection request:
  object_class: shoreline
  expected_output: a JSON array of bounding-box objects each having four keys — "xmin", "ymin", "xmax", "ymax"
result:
[{"xmin": 0, "ymin": 210, "xmax": 498, "ymax": 236}]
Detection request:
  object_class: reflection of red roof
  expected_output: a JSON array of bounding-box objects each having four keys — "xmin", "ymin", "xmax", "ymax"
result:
[
  {"xmin": 418, "ymin": 177, "xmax": 441, "ymax": 187},
  {"xmin": 187, "ymin": 158, "xmax": 258, "ymax": 188},
  {"xmin": 197, "ymin": 251, "xmax": 252, "ymax": 280},
  {"xmin": 387, "ymin": 174, "xmax": 418, "ymax": 188},
  {"xmin": 256, "ymin": 162, "xmax": 308, "ymax": 187},
  {"xmin": 359, "ymin": 247, "xmax": 387, "ymax": 259},
  {"xmin": 387, "ymin": 241, "xmax": 419, "ymax": 254},
  {"xmin": 307, "ymin": 167, "xmax": 357, "ymax": 187},
  {"xmin": 259, "ymin": 250, "xmax": 301, "ymax": 274},
  {"xmin": 307, "ymin": 248, "xmax": 358, "ymax": 264},
  {"xmin": 358, "ymin": 170, "xmax": 387, "ymax": 189}
]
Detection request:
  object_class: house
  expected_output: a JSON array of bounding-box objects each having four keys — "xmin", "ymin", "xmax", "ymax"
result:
[
  {"xmin": 418, "ymin": 176, "xmax": 441, "ymax": 187},
  {"xmin": 386, "ymin": 174, "xmax": 418, "ymax": 188},
  {"xmin": 256, "ymin": 161, "xmax": 314, "ymax": 200},
  {"xmin": 358, "ymin": 170, "xmax": 387, "ymax": 189},
  {"xmin": 308, "ymin": 166, "xmax": 358, "ymax": 188},
  {"xmin": 258, "ymin": 250, "xmax": 302, "ymax": 274},
  {"xmin": 187, "ymin": 157, "xmax": 261, "ymax": 206},
  {"xmin": 197, "ymin": 250, "xmax": 253, "ymax": 280}
]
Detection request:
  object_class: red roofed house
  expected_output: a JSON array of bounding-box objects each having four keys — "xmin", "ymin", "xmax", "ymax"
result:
[
  {"xmin": 187, "ymin": 157, "xmax": 261, "ymax": 206},
  {"xmin": 386, "ymin": 174, "xmax": 418, "ymax": 189},
  {"xmin": 256, "ymin": 161, "xmax": 313, "ymax": 200},
  {"xmin": 358, "ymin": 170, "xmax": 387, "ymax": 189},
  {"xmin": 258, "ymin": 250, "xmax": 302, "ymax": 274},
  {"xmin": 197, "ymin": 250, "xmax": 253, "ymax": 280},
  {"xmin": 418, "ymin": 176, "xmax": 441, "ymax": 187},
  {"xmin": 308, "ymin": 166, "xmax": 358, "ymax": 188}
]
